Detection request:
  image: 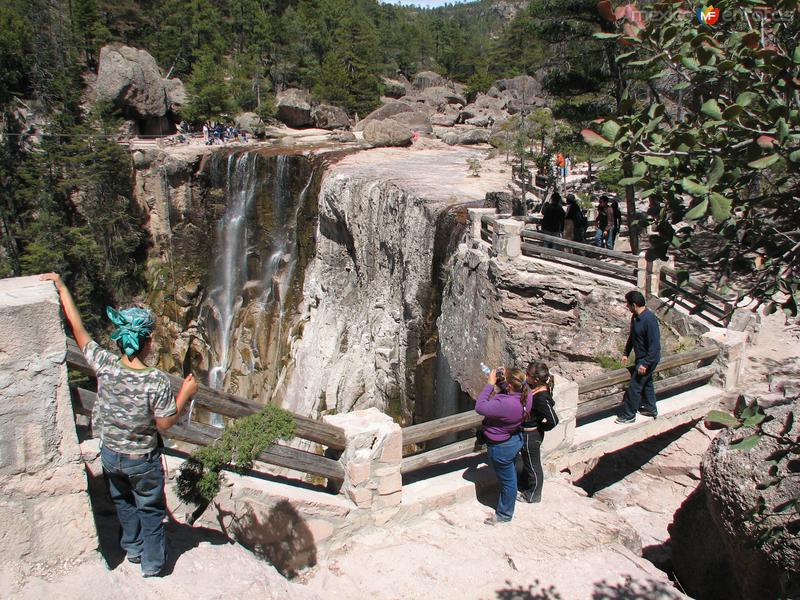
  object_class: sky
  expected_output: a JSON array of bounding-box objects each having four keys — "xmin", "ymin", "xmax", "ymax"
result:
[{"xmin": 378, "ymin": 1, "xmax": 473, "ymax": 7}]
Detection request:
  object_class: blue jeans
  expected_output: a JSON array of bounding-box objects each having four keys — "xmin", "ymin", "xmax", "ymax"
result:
[
  {"xmin": 486, "ymin": 433, "xmax": 523, "ymax": 521},
  {"xmin": 619, "ymin": 366, "xmax": 657, "ymax": 419},
  {"xmin": 595, "ymin": 228, "xmax": 614, "ymax": 249},
  {"xmin": 101, "ymin": 446, "xmax": 167, "ymax": 575}
]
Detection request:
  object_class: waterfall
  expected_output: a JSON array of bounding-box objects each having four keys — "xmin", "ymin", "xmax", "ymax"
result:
[
  {"xmin": 202, "ymin": 151, "xmax": 318, "ymax": 416},
  {"xmin": 206, "ymin": 152, "xmax": 258, "ymax": 421}
]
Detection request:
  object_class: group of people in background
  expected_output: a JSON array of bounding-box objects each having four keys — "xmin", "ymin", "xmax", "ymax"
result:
[
  {"xmin": 201, "ymin": 122, "xmax": 247, "ymax": 145},
  {"xmin": 539, "ymin": 192, "xmax": 622, "ymax": 251}
]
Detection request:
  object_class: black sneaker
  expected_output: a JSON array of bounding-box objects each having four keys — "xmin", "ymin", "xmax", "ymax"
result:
[
  {"xmin": 638, "ymin": 409, "xmax": 658, "ymax": 419},
  {"xmin": 127, "ymin": 555, "xmax": 141, "ymax": 565},
  {"xmin": 615, "ymin": 415, "xmax": 636, "ymax": 424}
]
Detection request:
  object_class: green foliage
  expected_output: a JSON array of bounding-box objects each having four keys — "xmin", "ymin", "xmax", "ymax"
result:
[
  {"xmin": 705, "ymin": 397, "xmax": 799, "ymax": 552},
  {"xmin": 595, "ymin": 353, "xmax": 625, "ymax": 371},
  {"xmin": 175, "ymin": 404, "xmax": 297, "ymax": 505},
  {"xmin": 582, "ymin": 0, "xmax": 800, "ymax": 314},
  {"xmin": 184, "ymin": 52, "xmax": 233, "ymax": 122}
]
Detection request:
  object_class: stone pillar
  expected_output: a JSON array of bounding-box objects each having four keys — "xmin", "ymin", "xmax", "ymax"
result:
[
  {"xmin": 492, "ymin": 218, "xmax": 523, "ymax": 259},
  {"xmin": 323, "ymin": 408, "xmax": 402, "ymax": 526},
  {"xmin": 703, "ymin": 329, "xmax": 748, "ymax": 391},
  {"xmin": 541, "ymin": 374, "xmax": 578, "ymax": 468},
  {"xmin": 650, "ymin": 258, "xmax": 666, "ymax": 297},
  {"xmin": 0, "ymin": 276, "xmax": 98, "ymax": 573},
  {"xmin": 467, "ymin": 208, "xmax": 497, "ymax": 242},
  {"xmin": 637, "ymin": 251, "xmax": 650, "ymax": 296}
]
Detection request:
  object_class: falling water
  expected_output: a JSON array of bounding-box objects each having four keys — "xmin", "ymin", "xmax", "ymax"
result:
[
  {"xmin": 203, "ymin": 152, "xmax": 316, "ymax": 416},
  {"xmin": 206, "ymin": 152, "xmax": 259, "ymax": 424}
]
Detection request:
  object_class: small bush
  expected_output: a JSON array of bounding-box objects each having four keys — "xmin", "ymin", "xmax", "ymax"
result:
[{"xmin": 175, "ymin": 404, "xmax": 296, "ymax": 505}]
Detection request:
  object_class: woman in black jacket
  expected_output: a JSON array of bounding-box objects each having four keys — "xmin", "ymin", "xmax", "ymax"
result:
[{"xmin": 518, "ymin": 362, "xmax": 559, "ymax": 503}]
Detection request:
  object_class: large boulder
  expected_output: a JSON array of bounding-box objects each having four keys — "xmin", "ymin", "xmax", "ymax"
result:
[
  {"xmin": 438, "ymin": 126, "xmax": 490, "ymax": 146},
  {"xmin": 95, "ymin": 45, "xmax": 168, "ymax": 118},
  {"xmin": 494, "ymin": 74, "xmax": 543, "ymax": 99},
  {"xmin": 164, "ymin": 77, "xmax": 188, "ymax": 112},
  {"xmin": 312, "ymin": 104, "xmax": 350, "ymax": 130},
  {"xmin": 362, "ymin": 119, "xmax": 412, "ymax": 147},
  {"xmin": 700, "ymin": 399, "xmax": 800, "ymax": 599},
  {"xmin": 234, "ymin": 112, "xmax": 262, "ymax": 132},
  {"xmin": 431, "ymin": 110, "xmax": 459, "ymax": 127},
  {"xmin": 412, "ymin": 71, "xmax": 447, "ymax": 91},
  {"xmin": 354, "ymin": 100, "xmax": 417, "ymax": 131},
  {"xmin": 391, "ymin": 110, "xmax": 432, "ymax": 134},
  {"xmin": 276, "ymin": 88, "xmax": 314, "ymax": 128},
  {"xmin": 417, "ymin": 86, "xmax": 466, "ymax": 109}
]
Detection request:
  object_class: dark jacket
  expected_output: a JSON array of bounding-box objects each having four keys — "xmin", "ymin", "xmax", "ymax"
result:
[
  {"xmin": 521, "ymin": 390, "xmax": 558, "ymax": 434},
  {"xmin": 624, "ymin": 308, "xmax": 661, "ymax": 370},
  {"xmin": 541, "ymin": 202, "xmax": 565, "ymax": 233}
]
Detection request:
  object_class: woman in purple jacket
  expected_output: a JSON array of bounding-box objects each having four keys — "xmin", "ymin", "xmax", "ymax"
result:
[{"xmin": 476, "ymin": 367, "xmax": 529, "ymax": 524}]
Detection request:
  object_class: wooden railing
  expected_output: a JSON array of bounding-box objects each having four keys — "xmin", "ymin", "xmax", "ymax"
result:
[
  {"xmin": 475, "ymin": 211, "xmax": 734, "ymax": 327},
  {"xmin": 659, "ymin": 266, "xmax": 734, "ymax": 327},
  {"xmin": 401, "ymin": 412, "xmax": 484, "ymax": 474},
  {"xmin": 576, "ymin": 345, "xmax": 719, "ymax": 422},
  {"xmin": 520, "ymin": 228, "xmax": 638, "ymax": 284},
  {"xmin": 399, "ymin": 345, "xmax": 721, "ymax": 474},
  {"xmin": 66, "ymin": 338, "xmax": 346, "ymax": 483}
]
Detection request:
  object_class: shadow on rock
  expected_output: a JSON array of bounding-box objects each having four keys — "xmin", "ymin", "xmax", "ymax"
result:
[
  {"xmin": 85, "ymin": 464, "xmax": 228, "ymax": 573},
  {"xmin": 495, "ymin": 579, "xmax": 564, "ymax": 599},
  {"xmin": 222, "ymin": 499, "xmax": 317, "ymax": 578}
]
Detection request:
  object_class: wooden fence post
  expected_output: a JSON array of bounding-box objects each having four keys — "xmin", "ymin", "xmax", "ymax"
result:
[{"xmin": 492, "ymin": 218, "xmax": 523, "ymax": 259}]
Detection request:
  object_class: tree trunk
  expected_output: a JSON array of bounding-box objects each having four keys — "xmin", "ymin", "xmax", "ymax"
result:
[{"xmin": 623, "ymin": 157, "xmax": 639, "ymax": 254}]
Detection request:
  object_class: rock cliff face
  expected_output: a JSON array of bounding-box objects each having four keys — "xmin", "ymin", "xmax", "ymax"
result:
[
  {"xmin": 438, "ymin": 244, "xmax": 637, "ymax": 398},
  {"xmin": 278, "ymin": 169, "xmax": 466, "ymax": 422},
  {"xmin": 131, "ymin": 146, "xmax": 324, "ymax": 407}
]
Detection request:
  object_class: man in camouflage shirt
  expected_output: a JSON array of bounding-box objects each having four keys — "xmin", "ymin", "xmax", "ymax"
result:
[{"xmin": 42, "ymin": 273, "xmax": 198, "ymax": 577}]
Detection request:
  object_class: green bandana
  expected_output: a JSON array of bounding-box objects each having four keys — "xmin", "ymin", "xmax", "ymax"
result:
[{"xmin": 107, "ymin": 306, "xmax": 155, "ymax": 358}]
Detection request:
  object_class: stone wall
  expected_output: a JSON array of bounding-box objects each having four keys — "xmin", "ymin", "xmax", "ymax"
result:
[{"xmin": 0, "ymin": 276, "xmax": 97, "ymax": 575}]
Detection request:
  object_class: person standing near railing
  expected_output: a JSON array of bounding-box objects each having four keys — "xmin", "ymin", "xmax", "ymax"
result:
[
  {"xmin": 616, "ymin": 290, "xmax": 661, "ymax": 424},
  {"xmin": 40, "ymin": 273, "xmax": 198, "ymax": 577},
  {"xmin": 540, "ymin": 193, "xmax": 565, "ymax": 249},
  {"xmin": 518, "ymin": 362, "xmax": 559, "ymax": 504},
  {"xmin": 475, "ymin": 367, "xmax": 527, "ymax": 525}
]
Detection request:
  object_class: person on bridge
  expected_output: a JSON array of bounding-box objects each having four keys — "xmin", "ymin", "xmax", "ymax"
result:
[
  {"xmin": 475, "ymin": 367, "xmax": 527, "ymax": 524},
  {"xmin": 540, "ymin": 193, "xmax": 565, "ymax": 248},
  {"xmin": 40, "ymin": 273, "xmax": 198, "ymax": 577},
  {"xmin": 594, "ymin": 195, "xmax": 615, "ymax": 249},
  {"xmin": 518, "ymin": 362, "xmax": 559, "ymax": 503},
  {"xmin": 616, "ymin": 290, "xmax": 661, "ymax": 424}
]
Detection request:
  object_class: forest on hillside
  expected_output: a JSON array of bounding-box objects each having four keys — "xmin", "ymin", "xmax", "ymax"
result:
[
  {"xmin": 0, "ymin": 0, "xmax": 618, "ymax": 320},
  {"xmin": 1, "ymin": 0, "xmax": 797, "ymax": 321}
]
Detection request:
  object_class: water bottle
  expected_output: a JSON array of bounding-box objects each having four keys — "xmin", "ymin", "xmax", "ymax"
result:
[{"xmin": 480, "ymin": 362, "xmax": 491, "ymax": 375}]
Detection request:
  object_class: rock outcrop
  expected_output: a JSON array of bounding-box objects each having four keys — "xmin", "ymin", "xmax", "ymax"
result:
[
  {"xmin": 277, "ymin": 88, "xmax": 315, "ymax": 128},
  {"xmin": 312, "ymin": 104, "xmax": 350, "ymax": 130},
  {"xmin": 438, "ymin": 243, "xmax": 639, "ymax": 397},
  {"xmin": 96, "ymin": 45, "xmax": 172, "ymax": 118},
  {"xmin": 362, "ymin": 119, "xmax": 413, "ymax": 147},
  {"xmin": 699, "ymin": 399, "xmax": 800, "ymax": 599},
  {"xmin": 0, "ymin": 277, "xmax": 98, "ymax": 577}
]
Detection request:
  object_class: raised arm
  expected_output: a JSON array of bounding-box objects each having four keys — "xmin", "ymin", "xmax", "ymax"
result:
[
  {"xmin": 155, "ymin": 374, "xmax": 199, "ymax": 432},
  {"xmin": 40, "ymin": 273, "xmax": 92, "ymax": 351}
]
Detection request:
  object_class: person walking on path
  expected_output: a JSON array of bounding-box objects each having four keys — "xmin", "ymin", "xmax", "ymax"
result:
[
  {"xmin": 518, "ymin": 362, "xmax": 559, "ymax": 503},
  {"xmin": 616, "ymin": 290, "xmax": 661, "ymax": 424},
  {"xmin": 475, "ymin": 367, "xmax": 527, "ymax": 524},
  {"xmin": 40, "ymin": 273, "xmax": 198, "ymax": 577},
  {"xmin": 541, "ymin": 193, "xmax": 565, "ymax": 249},
  {"xmin": 594, "ymin": 195, "xmax": 615, "ymax": 249}
]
